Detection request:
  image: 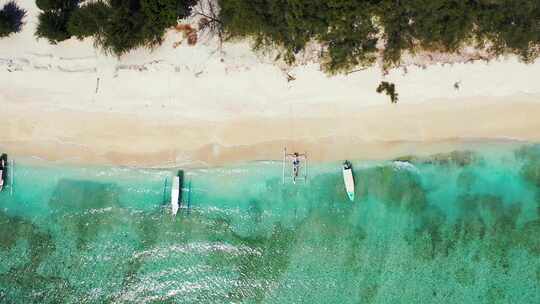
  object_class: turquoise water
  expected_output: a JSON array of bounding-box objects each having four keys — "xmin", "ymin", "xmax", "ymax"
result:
[{"xmin": 0, "ymin": 145, "xmax": 539, "ymax": 303}]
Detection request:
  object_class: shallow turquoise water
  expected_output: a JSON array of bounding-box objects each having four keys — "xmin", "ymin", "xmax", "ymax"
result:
[{"xmin": 0, "ymin": 145, "xmax": 539, "ymax": 303}]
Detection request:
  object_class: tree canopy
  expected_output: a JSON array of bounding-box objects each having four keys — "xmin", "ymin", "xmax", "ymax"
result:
[
  {"xmin": 32, "ymin": 0, "xmax": 540, "ymax": 69},
  {"xmin": 36, "ymin": 0, "xmax": 197, "ymax": 55},
  {"xmin": 218, "ymin": 0, "xmax": 540, "ymax": 73},
  {"xmin": 96, "ymin": 0, "xmax": 191, "ymax": 55},
  {"xmin": 376, "ymin": 81, "xmax": 398, "ymax": 104},
  {"xmin": 35, "ymin": 10, "xmax": 72, "ymax": 43},
  {"xmin": 0, "ymin": 1, "xmax": 26, "ymax": 37},
  {"xmin": 36, "ymin": 0, "xmax": 80, "ymax": 11},
  {"xmin": 67, "ymin": 1, "xmax": 109, "ymax": 40},
  {"xmin": 35, "ymin": 0, "xmax": 79, "ymax": 43}
]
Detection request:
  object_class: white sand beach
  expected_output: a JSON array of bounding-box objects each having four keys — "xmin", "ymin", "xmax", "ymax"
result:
[{"xmin": 1, "ymin": 0, "xmax": 540, "ymax": 166}]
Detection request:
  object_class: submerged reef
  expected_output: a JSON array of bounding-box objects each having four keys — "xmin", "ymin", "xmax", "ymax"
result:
[
  {"xmin": 0, "ymin": 210, "xmax": 71, "ymax": 303},
  {"xmin": 356, "ymin": 164, "xmax": 428, "ymax": 212}
]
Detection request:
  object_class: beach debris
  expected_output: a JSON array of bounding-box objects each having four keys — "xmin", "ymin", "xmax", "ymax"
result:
[
  {"xmin": 95, "ymin": 77, "xmax": 100, "ymax": 94},
  {"xmin": 402, "ymin": 66, "xmax": 408, "ymax": 74},
  {"xmin": 344, "ymin": 66, "xmax": 369, "ymax": 75},
  {"xmin": 286, "ymin": 73, "xmax": 296, "ymax": 82},
  {"xmin": 174, "ymin": 24, "xmax": 198, "ymax": 48}
]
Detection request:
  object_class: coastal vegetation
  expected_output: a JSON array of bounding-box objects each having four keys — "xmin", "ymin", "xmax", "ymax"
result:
[
  {"xmin": 376, "ymin": 81, "xmax": 398, "ymax": 104},
  {"xmin": 35, "ymin": 0, "xmax": 79, "ymax": 43},
  {"xmin": 218, "ymin": 0, "xmax": 540, "ymax": 73},
  {"xmin": 32, "ymin": 0, "xmax": 540, "ymax": 74},
  {"xmin": 36, "ymin": 0, "xmax": 197, "ymax": 54},
  {"xmin": 0, "ymin": 1, "xmax": 26, "ymax": 37}
]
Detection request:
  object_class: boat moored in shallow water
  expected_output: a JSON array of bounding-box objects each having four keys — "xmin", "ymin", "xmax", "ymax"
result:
[
  {"xmin": 283, "ymin": 148, "xmax": 308, "ymax": 184},
  {"xmin": 171, "ymin": 171, "xmax": 183, "ymax": 216},
  {"xmin": 342, "ymin": 160, "xmax": 355, "ymax": 202},
  {"xmin": 0, "ymin": 154, "xmax": 7, "ymax": 192}
]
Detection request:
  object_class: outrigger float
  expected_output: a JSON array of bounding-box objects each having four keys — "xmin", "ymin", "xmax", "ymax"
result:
[{"xmin": 342, "ymin": 160, "xmax": 355, "ymax": 202}]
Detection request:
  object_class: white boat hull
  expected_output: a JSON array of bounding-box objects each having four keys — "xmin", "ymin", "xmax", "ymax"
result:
[
  {"xmin": 171, "ymin": 176, "xmax": 180, "ymax": 216},
  {"xmin": 343, "ymin": 168, "xmax": 355, "ymax": 202}
]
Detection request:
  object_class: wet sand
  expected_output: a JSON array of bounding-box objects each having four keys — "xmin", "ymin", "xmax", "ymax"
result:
[{"xmin": 2, "ymin": 96, "xmax": 539, "ymax": 167}]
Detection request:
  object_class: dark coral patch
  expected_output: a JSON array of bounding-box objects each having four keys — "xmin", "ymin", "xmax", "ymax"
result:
[
  {"xmin": 516, "ymin": 144, "xmax": 540, "ymax": 187},
  {"xmin": 357, "ymin": 165, "xmax": 428, "ymax": 213},
  {"xmin": 406, "ymin": 190, "xmax": 539, "ymax": 272}
]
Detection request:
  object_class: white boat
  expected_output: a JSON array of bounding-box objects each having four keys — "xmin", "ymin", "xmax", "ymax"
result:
[
  {"xmin": 0, "ymin": 154, "xmax": 6, "ymax": 192},
  {"xmin": 342, "ymin": 161, "xmax": 355, "ymax": 202},
  {"xmin": 171, "ymin": 175, "xmax": 180, "ymax": 216}
]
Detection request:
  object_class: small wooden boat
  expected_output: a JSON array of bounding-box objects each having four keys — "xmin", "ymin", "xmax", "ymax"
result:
[
  {"xmin": 0, "ymin": 154, "xmax": 7, "ymax": 192},
  {"xmin": 342, "ymin": 160, "xmax": 355, "ymax": 202},
  {"xmin": 171, "ymin": 170, "xmax": 183, "ymax": 216}
]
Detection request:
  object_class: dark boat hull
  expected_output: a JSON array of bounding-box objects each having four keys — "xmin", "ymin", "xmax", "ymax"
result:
[{"xmin": 0, "ymin": 154, "xmax": 7, "ymax": 192}]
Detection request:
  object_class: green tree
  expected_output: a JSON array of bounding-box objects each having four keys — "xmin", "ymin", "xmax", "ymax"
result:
[
  {"xmin": 219, "ymin": 0, "xmax": 325, "ymax": 63},
  {"xmin": 35, "ymin": 0, "xmax": 79, "ymax": 11},
  {"xmin": 374, "ymin": 0, "xmax": 416, "ymax": 70},
  {"xmin": 474, "ymin": 0, "xmax": 540, "ymax": 63},
  {"xmin": 67, "ymin": 1, "xmax": 110, "ymax": 40},
  {"xmin": 376, "ymin": 81, "xmax": 398, "ymax": 104},
  {"xmin": 0, "ymin": 1, "xmax": 26, "ymax": 37},
  {"xmin": 319, "ymin": 1, "xmax": 378, "ymax": 74},
  {"xmin": 35, "ymin": 10, "xmax": 71, "ymax": 43},
  {"xmin": 82, "ymin": 0, "xmax": 197, "ymax": 55},
  {"xmin": 35, "ymin": 0, "xmax": 79, "ymax": 43},
  {"xmin": 219, "ymin": 0, "xmax": 379, "ymax": 72},
  {"xmin": 36, "ymin": 11, "xmax": 71, "ymax": 44},
  {"xmin": 96, "ymin": 0, "xmax": 177, "ymax": 55},
  {"xmin": 410, "ymin": 0, "xmax": 475, "ymax": 52},
  {"xmin": 175, "ymin": 0, "xmax": 196, "ymax": 18}
]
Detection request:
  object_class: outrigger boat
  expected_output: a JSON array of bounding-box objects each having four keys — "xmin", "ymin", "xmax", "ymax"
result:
[
  {"xmin": 283, "ymin": 148, "xmax": 308, "ymax": 184},
  {"xmin": 342, "ymin": 160, "xmax": 355, "ymax": 201},
  {"xmin": 0, "ymin": 154, "xmax": 7, "ymax": 192},
  {"xmin": 171, "ymin": 170, "xmax": 183, "ymax": 216}
]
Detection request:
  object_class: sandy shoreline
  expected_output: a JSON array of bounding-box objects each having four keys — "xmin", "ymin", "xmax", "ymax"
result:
[
  {"xmin": 2, "ymin": 96, "xmax": 539, "ymax": 167},
  {"xmin": 1, "ymin": 0, "xmax": 539, "ymax": 167}
]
